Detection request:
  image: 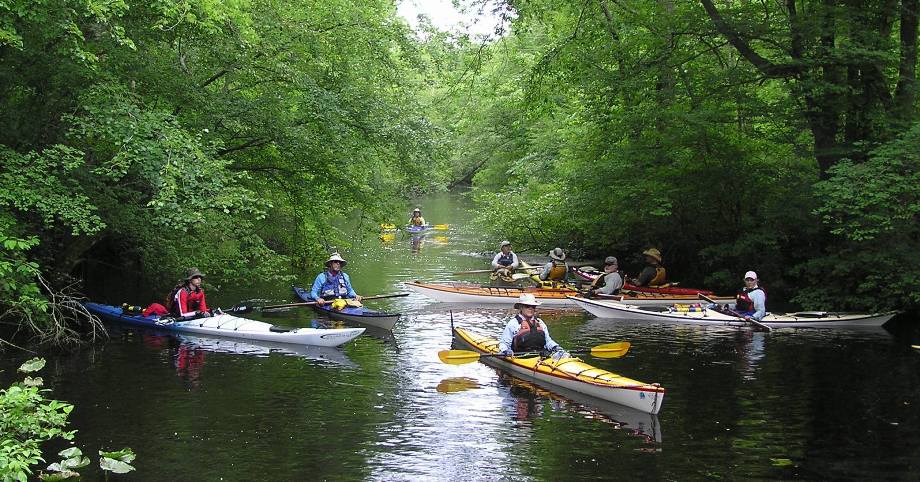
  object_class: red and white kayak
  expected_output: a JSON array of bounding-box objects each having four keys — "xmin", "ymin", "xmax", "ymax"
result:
[
  {"xmin": 570, "ymin": 266, "xmax": 717, "ymax": 296},
  {"xmin": 568, "ymin": 296, "xmax": 897, "ymax": 328}
]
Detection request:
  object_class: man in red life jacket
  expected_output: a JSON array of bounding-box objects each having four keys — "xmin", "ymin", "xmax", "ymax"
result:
[
  {"xmin": 497, "ymin": 294, "xmax": 569, "ymax": 360},
  {"xmin": 734, "ymin": 270, "xmax": 767, "ymax": 322},
  {"xmin": 167, "ymin": 268, "xmax": 211, "ymax": 318}
]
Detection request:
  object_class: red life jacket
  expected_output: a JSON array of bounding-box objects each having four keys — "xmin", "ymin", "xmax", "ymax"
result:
[
  {"xmin": 166, "ymin": 284, "xmax": 207, "ymax": 316},
  {"xmin": 736, "ymin": 287, "xmax": 766, "ymax": 312},
  {"xmin": 512, "ymin": 314, "xmax": 547, "ymax": 352}
]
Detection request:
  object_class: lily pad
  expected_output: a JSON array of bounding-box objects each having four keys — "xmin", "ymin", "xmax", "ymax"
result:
[
  {"xmin": 18, "ymin": 357, "xmax": 46, "ymax": 373},
  {"xmin": 770, "ymin": 458, "xmax": 795, "ymax": 467},
  {"xmin": 99, "ymin": 457, "xmax": 136, "ymax": 474}
]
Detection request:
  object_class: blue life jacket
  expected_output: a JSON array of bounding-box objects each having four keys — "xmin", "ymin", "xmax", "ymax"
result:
[
  {"xmin": 320, "ymin": 272, "xmax": 350, "ymax": 299},
  {"xmin": 497, "ymin": 252, "xmax": 515, "ymax": 267}
]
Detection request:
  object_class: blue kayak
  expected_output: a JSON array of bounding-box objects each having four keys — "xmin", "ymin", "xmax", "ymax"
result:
[
  {"xmin": 405, "ymin": 224, "xmax": 434, "ymax": 235},
  {"xmin": 84, "ymin": 302, "xmax": 364, "ymax": 347},
  {"xmin": 292, "ymin": 286, "xmax": 401, "ymax": 330}
]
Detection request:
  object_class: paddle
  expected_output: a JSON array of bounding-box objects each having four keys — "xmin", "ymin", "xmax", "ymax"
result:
[
  {"xmin": 254, "ymin": 293, "xmax": 410, "ymax": 310},
  {"xmin": 699, "ymin": 293, "xmax": 772, "ymax": 332},
  {"xmin": 438, "ymin": 341, "xmax": 631, "ymax": 365}
]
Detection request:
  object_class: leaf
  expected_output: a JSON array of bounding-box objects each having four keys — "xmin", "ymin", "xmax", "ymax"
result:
[
  {"xmin": 23, "ymin": 376, "xmax": 44, "ymax": 386},
  {"xmin": 99, "ymin": 457, "xmax": 135, "ymax": 473},
  {"xmin": 18, "ymin": 357, "xmax": 46, "ymax": 373},
  {"xmin": 99, "ymin": 447, "xmax": 135, "ymax": 463},
  {"xmin": 57, "ymin": 447, "xmax": 82, "ymax": 459}
]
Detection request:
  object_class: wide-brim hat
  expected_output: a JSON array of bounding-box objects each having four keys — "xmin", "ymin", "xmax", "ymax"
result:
[
  {"xmin": 185, "ymin": 268, "xmax": 205, "ymax": 280},
  {"xmin": 499, "ymin": 240, "xmax": 512, "ymax": 248},
  {"xmin": 325, "ymin": 252, "xmax": 347, "ymax": 267},
  {"xmin": 642, "ymin": 248, "xmax": 662, "ymax": 262},
  {"xmin": 604, "ymin": 256, "xmax": 618, "ymax": 265},
  {"xmin": 548, "ymin": 247, "xmax": 566, "ymax": 261},
  {"xmin": 513, "ymin": 293, "xmax": 541, "ymax": 308},
  {"xmin": 413, "ymin": 207, "xmax": 421, "ymax": 213}
]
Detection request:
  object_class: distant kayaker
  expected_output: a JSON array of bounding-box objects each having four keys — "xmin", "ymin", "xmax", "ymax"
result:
[
  {"xmin": 586, "ymin": 256, "xmax": 624, "ymax": 297},
  {"xmin": 734, "ymin": 271, "xmax": 766, "ymax": 322},
  {"xmin": 409, "ymin": 208, "xmax": 426, "ymax": 227},
  {"xmin": 310, "ymin": 253, "xmax": 362, "ymax": 306},
  {"xmin": 538, "ymin": 247, "xmax": 569, "ymax": 283},
  {"xmin": 166, "ymin": 268, "xmax": 211, "ymax": 318},
  {"xmin": 631, "ymin": 248, "xmax": 667, "ymax": 287},
  {"xmin": 490, "ymin": 240, "xmax": 520, "ymax": 285},
  {"xmin": 498, "ymin": 294, "xmax": 569, "ymax": 360}
]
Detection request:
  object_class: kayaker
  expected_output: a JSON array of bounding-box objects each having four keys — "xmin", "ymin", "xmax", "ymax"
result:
[
  {"xmin": 734, "ymin": 271, "xmax": 766, "ymax": 322},
  {"xmin": 498, "ymin": 294, "xmax": 569, "ymax": 360},
  {"xmin": 409, "ymin": 208, "xmax": 426, "ymax": 227},
  {"xmin": 586, "ymin": 256, "xmax": 624, "ymax": 297},
  {"xmin": 538, "ymin": 247, "xmax": 569, "ymax": 283},
  {"xmin": 166, "ymin": 268, "xmax": 212, "ymax": 318},
  {"xmin": 490, "ymin": 241, "xmax": 520, "ymax": 285},
  {"xmin": 631, "ymin": 248, "xmax": 667, "ymax": 287},
  {"xmin": 310, "ymin": 253, "xmax": 362, "ymax": 306}
]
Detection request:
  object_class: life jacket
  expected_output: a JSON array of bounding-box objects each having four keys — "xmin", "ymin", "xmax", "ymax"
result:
[
  {"xmin": 320, "ymin": 271, "xmax": 350, "ymax": 299},
  {"xmin": 166, "ymin": 284, "xmax": 205, "ymax": 316},
  {"xmin": 736, "ymin": 287, "xmax": 766, "ymax": 313},
  {"xmin": 590, "ymin": 271, "xmax": 622, "ymax": 294},
  {"xmin": 546, "ymin": 261, "xmax": 567, "ymax": 281},
  {"xmin": 648, "ymin": 266, "xmax": 667, "ymax": 286},
  {"xmin": 496, "ymin": 252, "xmax": 515, "ymax": 267},
  {"xmin": 511, "ymin": 314, "xmax": 547, "ymax": 352},
  {"xmin": 410, "ymin": 215, "xmax": 425, "ymax": 226}
]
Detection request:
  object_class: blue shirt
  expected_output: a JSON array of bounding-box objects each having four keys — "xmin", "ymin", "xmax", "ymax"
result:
[
  {"xmin": 735, "ymin": 287, "xmax": 767, "ymax": 321},
  {"xmin": 309, "ymin": 271, "xmax": 357, "ymax": 301},
  {"xmin": 498, "ymin": 316, "xmax": 561, "ymax": 353}
]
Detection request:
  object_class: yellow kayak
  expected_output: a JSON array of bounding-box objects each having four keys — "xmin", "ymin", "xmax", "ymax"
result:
[{"xmin": 452, "ymin": 327, "xmax": 665, "ymax": 414}]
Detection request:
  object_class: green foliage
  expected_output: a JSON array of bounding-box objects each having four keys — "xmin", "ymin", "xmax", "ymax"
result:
[{"xmin": 0, "ymin": 359, "xmax": 76, "ymax": 482}]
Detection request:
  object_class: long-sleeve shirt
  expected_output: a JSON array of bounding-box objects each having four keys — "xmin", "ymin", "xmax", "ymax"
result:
[
  {"xmin": 498, "ymin": 316, "xmax": 561, "ymax": 353},
  {"xmin": 175, "ymin": 287, "xmax": 208, "ymax": 317},
  {"xmin": 491, "ymin": 252, "xmax": 519, "ymax": 269},
  {"xmin": 309, "ymin": 271, "xmax": 357, "ymax": 301},
  {"xmin": 735, "ymin": 288, "xmax": 767, "ymax": 321},
  {"xmin": 594, "ymin": 272, "xmax": 624, "ymax": 295}
]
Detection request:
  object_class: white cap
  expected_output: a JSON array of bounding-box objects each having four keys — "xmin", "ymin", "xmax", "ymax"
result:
[
  {"xmin": 744, "ymin": 271, "xmax": 758, "ymax": 280},
  {"xmin": 514, "ymin": 293, "xmax": 541, "ymax": 307},
  {"xmin": 499, "ymin": 240, "xmax": 512, "ymax": 248}
]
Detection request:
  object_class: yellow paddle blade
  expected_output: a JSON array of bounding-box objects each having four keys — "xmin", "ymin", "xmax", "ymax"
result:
[
  {"xmin": 437, "ymin": 349, "xmax": 482, "ymax": 365},
  {"xmin": 590, "ymin": 341, "xmax": 631, "ymax": 358},
  {"xmin": 380, "ymin": 223, "xmax": 397, "ymax": 230},
  {"xmin": 433, "ymin": 224, "xmax": 450, "ymax": 230},
  {"xmin": 436, "ymin": 377, "xmax": 480, "ymax": 393}
]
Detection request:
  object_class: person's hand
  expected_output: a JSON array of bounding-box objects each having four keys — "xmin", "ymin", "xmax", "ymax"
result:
[
  {"xmin": 196, "ymin": 310, "xmax": 210, "ymax": 318},
  {"xmin": 499, "ymin": 349, "xmax": 513, "ymax": 357},
  {"xmin": 551, "ymin": 348, "xmax": 570, "ymax": 361},
  {"xmin": 355, "ymin": 295, "xmax": 362, "ymax": 302},
  {"xmin": 586, "ymin": 289, "xmax": 596, "ymax": 298},
  {"xmin": 316, "ymin": 298, "xmax": 326, "ymax": 306},
  {"xmin": 744, "ymin": 315, "xmax": 753, "ymax": 322}
]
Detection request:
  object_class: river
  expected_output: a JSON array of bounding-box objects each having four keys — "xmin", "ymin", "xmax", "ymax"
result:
[{"xmin": 2, "ymin": 190, "xmax": 919, "ymax": 480}]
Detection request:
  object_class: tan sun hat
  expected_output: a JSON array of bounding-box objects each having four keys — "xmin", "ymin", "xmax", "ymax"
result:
[
  {"xmin": 642, "ymin": 248, "xmax": 662, "ymax": 262},
  {"xmin": 325, "ymin": 252, "xmax": 347, "ymax": 267},
  {"xmin": 514, "ymin": 293, "xmax": 542, "ymax": 308},
  {"xmin": 499, "ymin": 240, "xmax": 512, "ymax": 248},
  {"xmin": 185, "ymin": 268, "xmax": 205, "ymax": 280},
  {"xmin": 548, "ymin": 247, "xmax": 566, "ymax": 261}
]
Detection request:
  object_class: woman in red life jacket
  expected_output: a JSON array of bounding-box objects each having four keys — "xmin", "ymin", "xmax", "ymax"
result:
[
  {"xmin": 497, "ymin": 294, "xmax": 569, "ymax": 360},
  {"xmin": 166, "ymin": 268, "xmax": 211, "ymax": 318}
]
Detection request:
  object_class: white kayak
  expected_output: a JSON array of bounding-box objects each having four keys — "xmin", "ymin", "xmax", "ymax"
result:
[
  {"xmin": 85, "ymin": 302, "xmax": 365, "ymax": 347},
  {"xmin": 567, "ymin": 296, "xmax": 897, "ymax": 328}
]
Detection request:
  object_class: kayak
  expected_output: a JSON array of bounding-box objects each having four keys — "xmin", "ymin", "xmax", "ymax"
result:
[
  {"xmin": 567, "ymin": 296, "xmax": 898, "ymax": 328},
  {"xmin": 292, "ymin": 286, "xmax": 401, "ymax": 330},
  {"xmin": 406, "ymin": 281, "xmax": 732, "ymax": 307},
  {"xmin": 570, "ymin": 266, "xmax": 717, "ymax": 296},
  {"xmin": 84, "ymin": 302, "xmax": 365, "ymax": 347},
  {"xmin": 406, "ymin": 224, "xmax": 435, "ymax": 235},
  {"xmin": 452, "ymin": 327, "xmax": 665, "ymax": 414}
]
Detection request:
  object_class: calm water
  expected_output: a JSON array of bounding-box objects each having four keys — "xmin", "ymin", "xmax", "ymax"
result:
[{"xmin": 3, "ymin": 191, "xmax": 920, "ymax": 481}]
